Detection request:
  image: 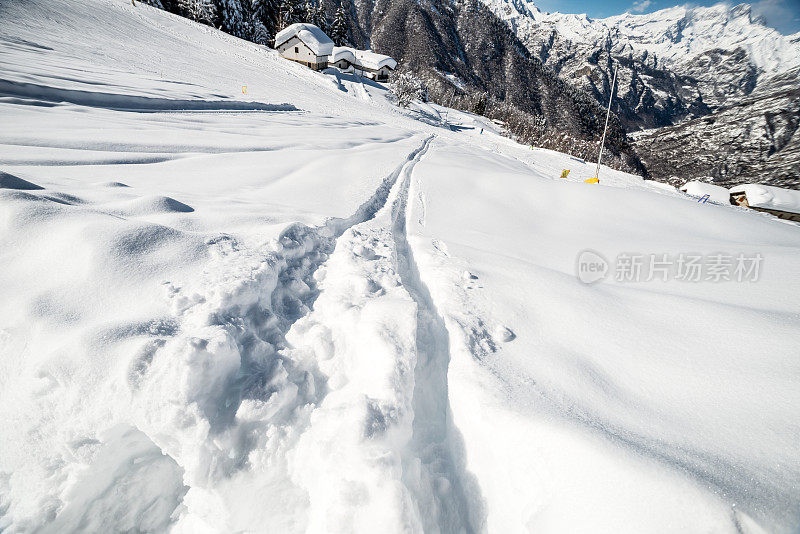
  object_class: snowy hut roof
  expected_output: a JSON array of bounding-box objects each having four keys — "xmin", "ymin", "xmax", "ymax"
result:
[
  {"xmin": 275, "ymin": 23, "xmax": 334, "ymax": 56},
  {"xmin": 730, "ymin": 184, "xmax": 800, "ymax": 214},
  {"xmin": 680, "ymin": 180, "xmax": 729, "ymax": 204},
  {"xmin": 330, "ymin": 46, "xmax": 356, "ymax": 63},
  {"xmin": 353, "ymin": 50, "xmax": 397, "ymax": 71}
]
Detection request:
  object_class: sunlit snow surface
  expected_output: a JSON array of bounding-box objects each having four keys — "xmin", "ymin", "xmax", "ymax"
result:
[{"xmin": 1, "ymin": 0, "xmax": 800, "ymax": 533}]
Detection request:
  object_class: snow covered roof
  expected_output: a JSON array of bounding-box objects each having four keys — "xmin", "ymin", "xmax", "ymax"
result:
[
  {"xmin": 730, "ymin": 184, "xmax": 800, "ymax": 214},
  {"xmin": 275, "ymin": 23, "xmax": 334, "ymax": 56},
  {"xmin": 353, "ymin": 50, "xmax": 397, "ymax": 71},
  {"xmin": 679, "ymin": 180, "xmax": 729, "ymax": 204},
  {"xmin": 330, "ymin": 46, "xmax": 356, "ymax": 64}
]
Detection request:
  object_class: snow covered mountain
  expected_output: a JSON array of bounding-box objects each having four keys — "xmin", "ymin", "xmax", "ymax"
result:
[
  {"xmin": 477, "ymin": 0, "xmax": 800, "ymax": 186},
  {"xmin": 481, "ymin": 0, "xmax": 800, "ymax": 123},
  {"xmin": 490, "ymin": 1, "xmax": 800, "ymax": 73},
  {"xmin": 2, "ymin": 0, "xmax": 800, "ymax": 532},
  {"xmin": 139, "ymin": 0, "xmax": 648, "ymax": 175},
  {"xmin": 136, "ymin": 0, "xmax": 797, "ymax": 187}
]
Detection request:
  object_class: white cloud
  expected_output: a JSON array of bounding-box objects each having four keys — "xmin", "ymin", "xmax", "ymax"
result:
[{"xmin": 631, "ymin": 0, "xmax": 654, "ymax": 13}]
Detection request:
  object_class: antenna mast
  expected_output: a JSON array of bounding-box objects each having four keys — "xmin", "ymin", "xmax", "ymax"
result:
[{"xmin": 593, "ymin": 65, "xmax": 618, "ymax": 182}]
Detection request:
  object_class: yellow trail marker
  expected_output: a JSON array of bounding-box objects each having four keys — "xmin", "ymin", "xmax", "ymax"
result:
[
  {"xmin": 584, "ymin": 177, "xmax": 599, "ymax": 184},
  {"xmin": 560, "ymin": 169, "xmax": 570, "ymax": 179},
  {"xmin": 242, "ymin": 85, "xmax": 247, "ymax": 94}
]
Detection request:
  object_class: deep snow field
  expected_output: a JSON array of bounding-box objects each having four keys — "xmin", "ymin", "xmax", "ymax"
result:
[{"xmin": 1, "ymin": 0, "xmax": 800, "ymax": 532}]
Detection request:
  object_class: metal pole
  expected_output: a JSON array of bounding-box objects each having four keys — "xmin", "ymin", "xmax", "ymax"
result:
[{"xmin": 594, "ymin": 65, "xmax": 617, "ymax": 181}]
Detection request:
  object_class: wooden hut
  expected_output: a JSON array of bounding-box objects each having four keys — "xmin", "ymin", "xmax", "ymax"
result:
[{"xmin": 730, "ymin": 184, "xmax": 800, "ymax": 222}]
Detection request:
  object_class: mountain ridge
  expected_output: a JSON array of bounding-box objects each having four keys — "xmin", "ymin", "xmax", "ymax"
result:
[
  {"xmin": 477, "ymin": 0, "xmax": 800, "ymax": 188},
  {"xmin": 487, "ymin": 1, "xmax": 800, "ymax": 74}
]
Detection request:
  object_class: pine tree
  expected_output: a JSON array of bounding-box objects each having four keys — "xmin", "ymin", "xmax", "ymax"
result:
[
  {"xmin": 277, "ymin": 0, "xmax": 289, "ymax": 29},
  {"xmin": 278, "ymin": 0, "xmax": 300, "ymax": 29},
  {"xmin": 250, "ymin": 19, "xmax": 271, "ymax": 43},
  {"xmin": 390, "ymin": 73, "xmax": 428, "ymax": 108},
  {"xmin": 217, "ymin": 0, "xmax": 247, "ymax": 37},
  {"xmin": 330, "ymin": 2, "xmax": 347, "ymax": 45},
  {"xmin": 303, "ymin": 0, "xmax": 315, "ymax": 23},
  {"xmin": 313, "ymin": 1, "xmax": 328, "ymax": 32},
  {"xmin": 178, "ymin": 0, "xmax": 217, "ymax": 25},
  {"xmin": 251, "ymin": 0, "xmax": 277, "ymax": 37}
]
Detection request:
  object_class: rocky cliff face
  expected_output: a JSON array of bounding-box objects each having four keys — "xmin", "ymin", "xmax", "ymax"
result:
[
  {"xmin": 532, "ymin": 39, "xmax": 711, "ymax": 131},
  {"xmin": 633, "ymin": 67, "xmax": 800, "ymax": 189},
  {"xmin": 682, "ymin": 47, "xmax": 759, "ymax": 109}
]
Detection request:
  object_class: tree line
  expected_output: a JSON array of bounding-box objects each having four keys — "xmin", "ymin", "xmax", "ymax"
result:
[{"xmin": 144, "ymin": 0, "xmax": 349, "ymax": 46}]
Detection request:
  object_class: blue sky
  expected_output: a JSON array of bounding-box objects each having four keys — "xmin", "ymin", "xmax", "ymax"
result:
[{"xmin": 533, "ymin": 0, "xmax": 800, "ymax": 34}]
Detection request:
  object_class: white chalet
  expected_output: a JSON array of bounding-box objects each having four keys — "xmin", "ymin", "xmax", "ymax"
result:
[
  {"xmin": 275, "ymin": 25, "xmax": 397, "ymax": 82},
  {"xmin": 275, "ymin": 23, "xmax": 334, "ymax": 71},
  {"xmin": 329, "ymin": 46, "xmax": 356, "ymax": 73},
  {"xmin": 353, "ymin": 50, "xmax": 397, "ymax": 81}
]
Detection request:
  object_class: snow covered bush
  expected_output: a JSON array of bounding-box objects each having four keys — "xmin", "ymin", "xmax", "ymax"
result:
[{"xmin": 390, "ymin": 73, "xmax": 429, "ymax": 108}]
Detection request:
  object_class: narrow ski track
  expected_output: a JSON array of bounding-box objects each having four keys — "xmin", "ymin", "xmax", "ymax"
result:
[
  {"xmin": 135, "ymin": 133, "xmax": 489, "ymax": 532},
  {"xmin": 233, "ymin": 134, "xmax": 436, "ymax": 414},
  {"xmin": 390, "ymin": 139, "xmax": 485, "ymax": 534},
  {"xmin": 136, "ymin": 134, "xmax": 437, "ymax": 484}
]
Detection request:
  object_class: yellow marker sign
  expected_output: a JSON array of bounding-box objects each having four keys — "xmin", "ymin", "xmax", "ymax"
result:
[
  {"xmin": 560, "ymin": 169, "xmax": 570, "ymax": 179},
  {"xmin": 242, "ymin": 85, "xmax": 247, "ymax": 94}
]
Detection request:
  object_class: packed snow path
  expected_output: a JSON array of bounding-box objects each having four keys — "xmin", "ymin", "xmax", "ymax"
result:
[
  {"xmin": 390, "ymin": 141, "xmax": 484, "ymax": 533},
  {"xmin": 2, "ymin": 0, "xmax": 800, "ymax": 533}
]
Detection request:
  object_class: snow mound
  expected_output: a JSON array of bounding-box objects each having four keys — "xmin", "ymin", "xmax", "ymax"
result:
[
  {"xmin": 680, "ymin": 180, "xmax": 730, "ymax": 203},
  {"xmin": 353, "ymin": 50, "xmax": 397, "ymax": 71},
  {"xmin": 37, "ymin": 425, "xmax": 187, "ymax": 533},
  {"xmin": 104, "ymin": 195, "xmax": 195, "ymax": 216},
  {"xmin": 330, "ymin": 46, "xmax": 356, "ymax": 64},
  {"xmin": 0, "ymin": 80, "xmax": 299, "ymax": 113}
]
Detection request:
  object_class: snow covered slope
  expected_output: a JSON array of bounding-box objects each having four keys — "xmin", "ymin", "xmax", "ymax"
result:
[{"xmin": 2, "ymin": 0, "xmax": 800, "ymax": 533}]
